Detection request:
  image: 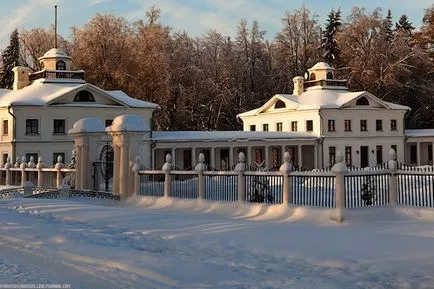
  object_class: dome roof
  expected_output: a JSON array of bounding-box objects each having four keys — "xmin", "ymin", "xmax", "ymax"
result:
[
  {"xmin": 39, "ymin": 48, "xmax": 72, "ymax": 60},
  {"xmin": 68, "ymin": 117, "xmax": 105, "ymax": 135},
  {"xmin": 106, "ymin": 114, "xmax": 150, "ymax": 133},
  {"xmin": 308, "ymin": 62, "xmax": 334, "ymax": 71}
]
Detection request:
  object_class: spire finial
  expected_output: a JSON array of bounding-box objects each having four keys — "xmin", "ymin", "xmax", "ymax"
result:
[{"xmin": 54, "ymin": 5, "xmax": 58, "ymax": 48}]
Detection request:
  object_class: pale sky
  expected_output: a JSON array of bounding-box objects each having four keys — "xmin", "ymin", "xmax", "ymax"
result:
[{"xmin": 0, "ymin": 0, "xmax": 431, "ymax": 49}]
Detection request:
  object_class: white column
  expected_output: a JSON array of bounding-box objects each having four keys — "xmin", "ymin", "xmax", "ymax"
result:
[
  {"xmin": 119, "ymin": 144, "xmax": 129, "ymax": 197},
  {"xmin": 298, "ymin": 145, "xmax": 303, "ymax": 169},
  {"xmin": 229, "ymin": 147, "xmax": 234, "ymax": 169},
  {"xmin": 171, "ymin": 148, "xmax": 176, "ymax": 169},
  {"xmin": 75, "ymin": 146, "xmax": 82, "ymax": 189},
  {"xmin": 210, "ymin": 147, "xmax": 215, "ymax": 169},
  {"xmin": 113, "ymin": 145, "xmax": 120, "ymax": 194},
  {"xmin": 247, "ymin": 146, "xmax": 252, "ymax": 165},
  {"xmin": 151, "ymin": 149, "xmax": 155, "ymax": 169},
  {"xmin": 80, "ymin": 143, "xmax": 89, "ymax": 190},
  {"xmin": 331, "ymin": 151, "xmax": 347, "ymax": 223},
  {"xmin": 191, "ymin": 147, "xmax": 196, "ymax": 168},
  {"xmin": 265, "ymin": 145, "xmax": 270, "ymax": 169},
  {"xmin": 417, "ymin": 142, "xmax": 421, "ymax": 166}
]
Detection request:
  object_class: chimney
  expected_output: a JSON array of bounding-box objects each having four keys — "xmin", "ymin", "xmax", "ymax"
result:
[
  {"xmin": 292, "ymin": 76, "xmax": 304, "ymax": 96},
  {"xmin": 12, "ymin": 66, "xmax": 31, "ymax": 90}
]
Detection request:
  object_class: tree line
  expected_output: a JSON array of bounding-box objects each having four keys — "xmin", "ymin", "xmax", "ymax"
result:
[{"xmin": 1, "ymin": 5, "xmax": 433, "ymax": 130}]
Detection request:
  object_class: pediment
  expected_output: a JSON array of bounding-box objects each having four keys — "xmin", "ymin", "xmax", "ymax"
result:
[
  {"xmin": 257, "ymin": 95, "xmax": 299, "ymax": 114},
  {"xmin": 46, "ymin": 84, "xmax": 126, "ymax": 107},
  {"xmin": 342, "ymin": 92, "xmax": 390, "ymax": 109}
]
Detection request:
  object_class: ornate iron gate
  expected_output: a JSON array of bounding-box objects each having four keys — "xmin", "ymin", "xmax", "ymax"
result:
[{"xmin": 93, "ymin": 143, "xmax": 114, "ymax": 191}]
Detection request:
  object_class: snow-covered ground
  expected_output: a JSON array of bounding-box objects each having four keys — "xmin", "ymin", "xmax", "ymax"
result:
[{"xmin": 1, "ymin": 196, "xmax": 434, "ymax": 288}]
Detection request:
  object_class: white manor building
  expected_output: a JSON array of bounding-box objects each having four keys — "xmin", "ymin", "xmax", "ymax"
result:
[{"xmin": 0, "ymin": 48, "xmax": 433, "ymax": 170}]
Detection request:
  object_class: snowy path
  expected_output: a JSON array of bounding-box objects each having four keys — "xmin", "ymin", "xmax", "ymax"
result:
[{"xmin": 1, "ymin": 197, "xmax": 434, "ymax": 288}]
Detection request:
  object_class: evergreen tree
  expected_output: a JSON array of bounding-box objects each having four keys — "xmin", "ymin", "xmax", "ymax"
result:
[
  {"xmin": 395, "ymin": 14, "xmax": 415, "ymax": 36},
  {"xmin": 0, "ymin": 29, "xmax": 20, "ymax": 89},
  {"xmin": 384, "ymin": 9, "xmax": 394, "ymax": 43},
  {"xmin": 321, "ymin": 8, "xmax": 341, "ymax": 66}
]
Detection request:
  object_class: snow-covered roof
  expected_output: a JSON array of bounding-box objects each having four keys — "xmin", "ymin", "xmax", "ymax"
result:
[
  {"xmin": 106, "ymin": 114, "xmax": 151, "ymax": 132},
  {"xmin": 405, "ymin": 129, "xmax": 434, "ymax": 138},
  {"xmin": 68, "ymin": 117, "xmax": 105, "ymax": 134},
  {"xmin": 152, "ymin": 131, "xmax": 317, "ymax": 142},
  {"xmin": 0, "ymin": 79, "xmax": 158, "ymax": 109},
  {"xmin": 309, "ymin": 62, "xmax": 334, "ymax": 71},
  {"xmin": 0, "ymin": 80, "xmax": 86, "ymax": 106},
  {"xmin": 237, "ymin": 90, "xmax": 410, "ymax": 117},
  {"xmin": 39, "ymin": 48, "xmax": 72, "ymax": 60},
  {"xmin": 106, "ymin": 90, "xmax": 159, "ymax": 109}
]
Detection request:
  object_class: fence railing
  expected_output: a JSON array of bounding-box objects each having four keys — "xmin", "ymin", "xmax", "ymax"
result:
[
  {"xmin": 397, "ymin": 169, "xmax": 434, "ymax": 207},
  {"xmin": 0, "ymin": 158, "xmax": 75, "ymax": 189},
  {"xmin": 132, "ymin": 151, "xmax": 434, "ymax": 217},
  {"xmin": 204, "ymin": 172, "xmax": 238, "ymax": 201},
  {"xmin": 345, "ymin": 170, "xmax": 390, "ymax": 208},
  {"xmin": 245, "ymin": 172, "xmax": 282, "ymax": 204},
  {"xmin": 291, "ymin": 172, "xmax": 336, "ymax": 207},
  {"xmin": 139, "ymin": 171, "xmax": 165, "ymax": 197}
]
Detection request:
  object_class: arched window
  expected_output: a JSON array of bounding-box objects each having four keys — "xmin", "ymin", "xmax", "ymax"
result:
[
  {"xmin": 74, "ymin": 90, "xmax": 95, "ymax": 102},
  {"xmin": 326, "ymin": 72, "xmax": 333, "ymax": 79},
  {"xmin": 56, "ymin": 60, "xmax": 66, "ymax": 70},
  {"xmin": 356, "ymin": 97, "xmax": 369, "ymax": 106},
  {"xmin": 310, "ymin": 73, "xmax": 316, "ymax": 80},
  {"xmin": 274, "ymin": 100, "xmax": 286, "ymax": 109}
]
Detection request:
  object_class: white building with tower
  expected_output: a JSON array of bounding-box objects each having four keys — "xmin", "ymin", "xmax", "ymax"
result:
[{"xmin": 0, "ymin": 45, "xmax": 433, "ymax": 171}]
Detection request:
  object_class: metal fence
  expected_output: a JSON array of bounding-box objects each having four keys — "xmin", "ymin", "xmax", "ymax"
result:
[
  {"xmin": 171, "ymin": 172, "xmax": 198, "ymax": 199},
  {"xmin": 93, "ymin": 161, "xmax": 113, "ymax": 192},
  {"xmin": 135, "ymin": 163, "xmax": 434, "ymax": 209},
  {"xmin": 204, "ymin": 172, "xmax": 238, "ymax": 201},
  {"xmin": 345, "ymin": 172, "xmax": 389, "ymax": 208},
  {"xmin": 291, "ymin": 174, "xmax": 336, "ymax": 207},
  {"xmin": 397, "ymin": 170, "xmax": 434, "ymax": 207},
  {"xmin": 139, "ymin": 172, "xmax": 165, "ymax": 197},
  {"xmin": 245, "ymin": 172, "xmax": 282, "ymax": 204}
]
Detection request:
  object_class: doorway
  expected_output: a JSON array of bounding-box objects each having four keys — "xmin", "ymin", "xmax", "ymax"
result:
[
  {"xmin": 410, "ymin": 145, "xmax": 417, "ymax": 164},
  {"xmin": 360, "ymin": 146, "xmax": 369, "ymax": 168}
]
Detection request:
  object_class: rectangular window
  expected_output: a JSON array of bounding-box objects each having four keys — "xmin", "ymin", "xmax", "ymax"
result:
[
  {"xmin": 250, "ymin": 125, "xmax": 256, "ymax": 131},
  {"xmin": 25, "ymin": 153, "xmax": 38, "ymax": 163},
  {"xmin": 2, "ymin": 154, "xmax": 8, "ymax": 165},
  {"xmin": 53, "ymin": 119, "xmax": 65, "ymax": 134},
  {"xmin": 306, "ymin": 120, "xmax": 313, "ymax": 132},
  {"xmin": 276, "ymin": 122, "xmax": 283, "ymax": 132},
  {"xmin": 360, "ymin": 120, "xmax": 367, "ymax": 131},
  {"xmin": 25, "ymin": 119, "xmax": 39, "ymax": 134},
  {"xmin": 53, "ymin": 152, "xmax": 65, "ymax": 165},
  {"xmin": 328, "ymin": 120, "xmax": 335, "ymax": 132},
  {"xmin": 262, "ymin": 124, "xmax": 269, "ymax": 131},
  {"xmin": 376, "ymin": 120, "xmax": 383, "ymax": 131},
  {"xmin": 105, "ymin": 119, "xmax": 113, "ymax": 127},
  {"xmin": 344, "ymin": 120, "xmax": 351, "ymax": 131},
  {"xmin": 391, "ymin": 119, "xmax": 397, "ymax": 131},
  {"xmin": 3, "ymin": 120, "xmax": 8, "ymax": 135},
  {"xmin": 376, "ymin": 145, "xmax": 383, "ymax": 164},
  {"xmin": 291, "ymin": 121, "xmax": 298, "ymax": 132},
  {"xmin": 345, "ymin": 146, "xmax": 352, "ymax": 167},
  {"xmin": 329, "ymin": 147, "xmax": 336, "ymax": 167}
]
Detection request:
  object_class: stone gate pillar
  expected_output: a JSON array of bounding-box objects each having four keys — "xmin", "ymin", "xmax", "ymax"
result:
[
  {"xmin": 106, "ymin": 114, "xmax": 151, "ymax": 199},
  {"xmin": 69, "ymin": 117, "xmax": 106, "ymax": 190}
]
